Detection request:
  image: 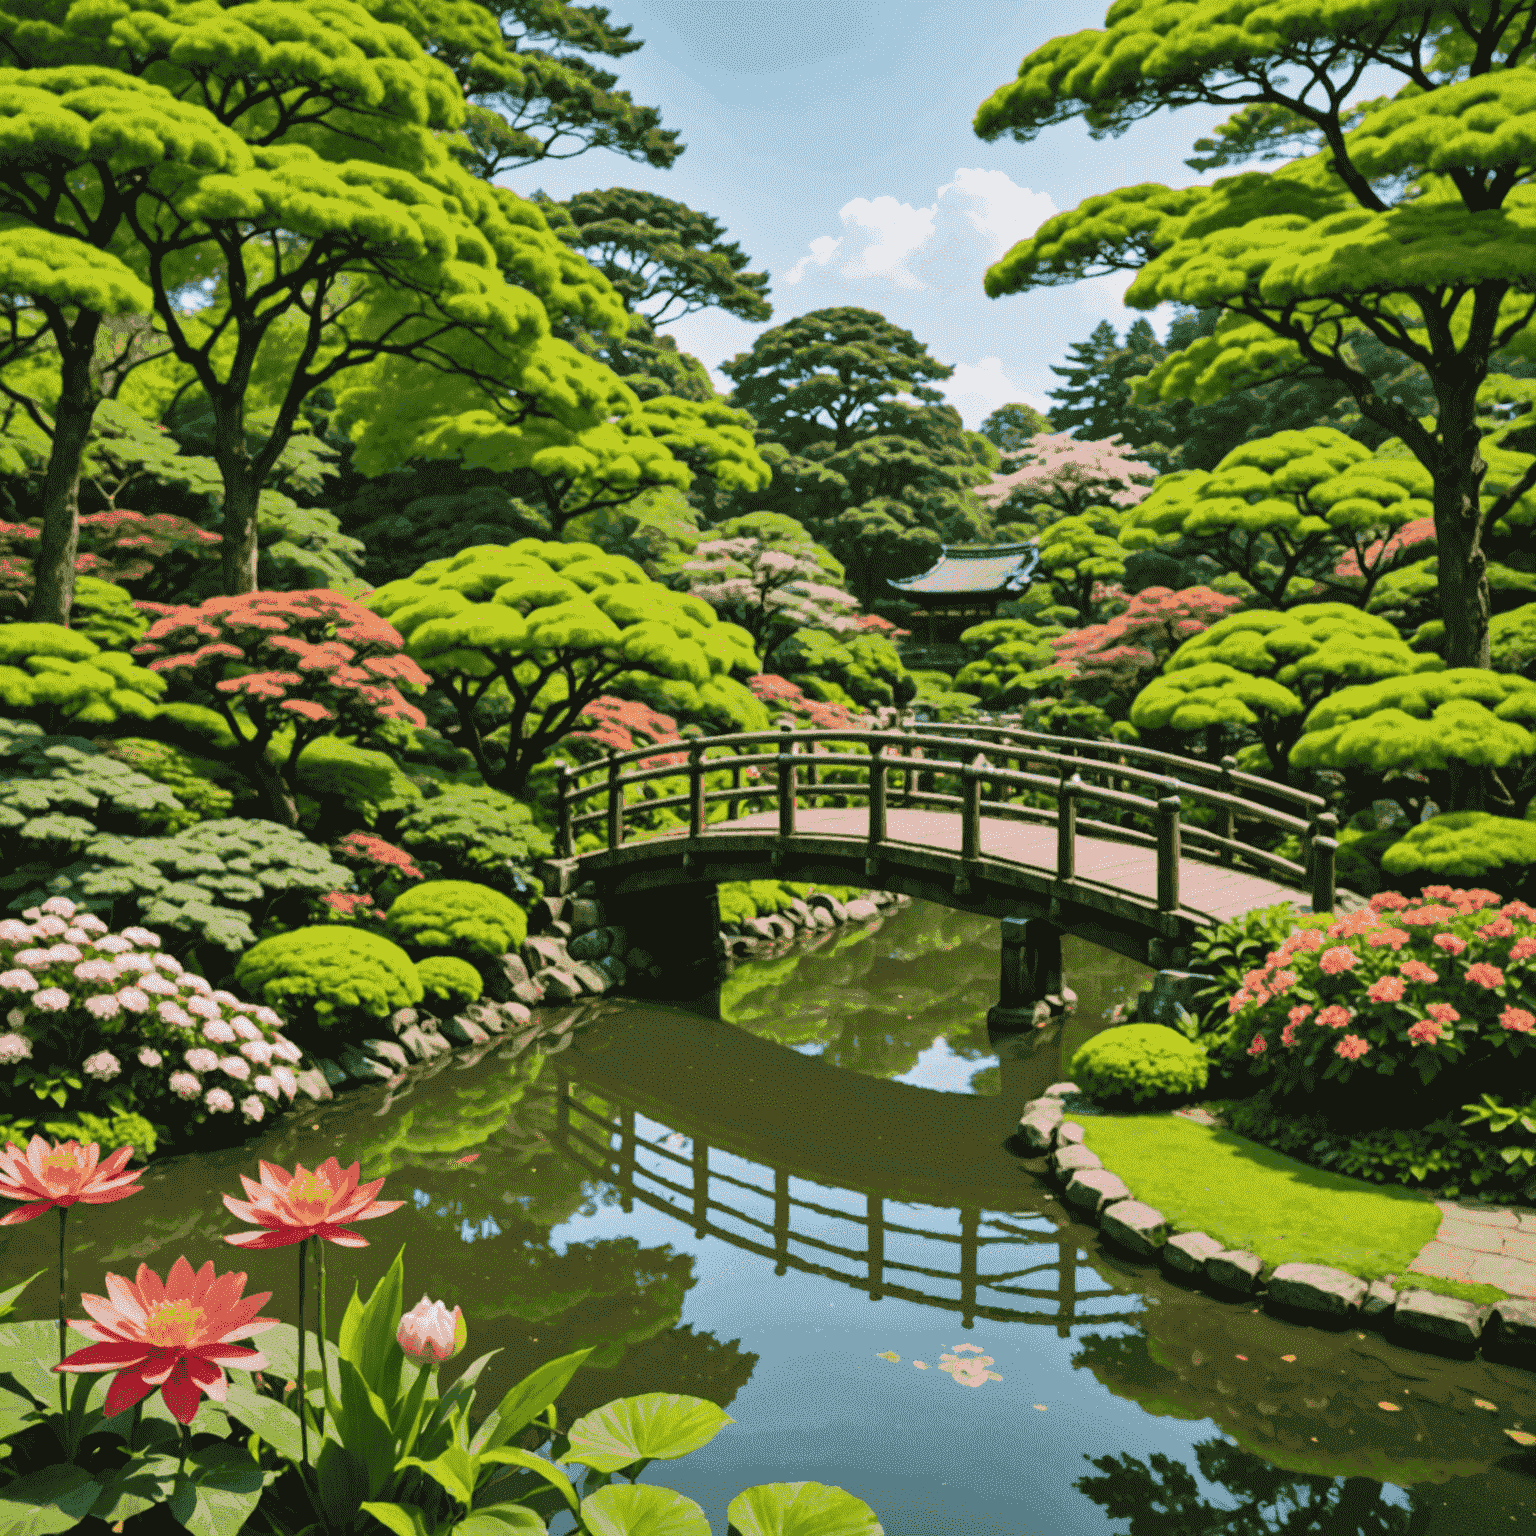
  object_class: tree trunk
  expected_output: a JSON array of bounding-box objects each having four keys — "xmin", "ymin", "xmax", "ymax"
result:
[
  {"xmin": 219, "ymin": 467, "xmax": 262, "ymax": 595},
  {"xmin": 29, "ymin": 319, "xmax": 102, "ymax": 627},
  {"xmin": 248, "ymin": 752, "xmax": 299, "ymax": 828}
]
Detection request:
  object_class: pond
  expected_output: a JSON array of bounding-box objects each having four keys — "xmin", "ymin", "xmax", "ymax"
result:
[{"xmin": 3, "ymin": 901, "xmax": 1534, "ymax": 1533}]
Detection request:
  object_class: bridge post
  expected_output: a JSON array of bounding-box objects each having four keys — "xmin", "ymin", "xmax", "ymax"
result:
[
  {"xmin": 1310, "ymin": 811, "xmax": 1338, "ymax": 913},
  {"xmin": 606, "ymin": 752, "xmax": 623, "ymax": 850},
  {"xmin": 556, "ymin": 763, "xmax": 574, "ymax": 859},
  {"xmin": 866, "ymin": 742, "xmax": 887, "ymax": 880},
  {"xmin": 1218, "ymin": 755, "xmax": 1237, "ymax": 865},
  {"xmin": 776, "ymin": 723, "xmax": 797, "ymax": 841},
  {"xmin": 1156, "ymin": 782, "xmax": 1182, "ymax": 912},
  {"xmin": 687, "ymin": 741, "xmax": 705, "ymax": 838},
  {"xmin": 604, "ymin": 883, "xmax": 727, "ymax": 1005},
  {"xmin": 987, "ymin": 916, "xmax": 1072, "ymax": 1033}
]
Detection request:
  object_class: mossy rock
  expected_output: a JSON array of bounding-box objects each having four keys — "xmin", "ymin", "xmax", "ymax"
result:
[{"xmin": 1070, "ymin": 1023, "xmax": 1210, "ymax": 1107}]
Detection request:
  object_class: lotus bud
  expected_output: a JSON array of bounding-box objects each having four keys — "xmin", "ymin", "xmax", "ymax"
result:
[{"xmin": 396, "ymin": 1295, "xmax": 466, "ymax": 1365}]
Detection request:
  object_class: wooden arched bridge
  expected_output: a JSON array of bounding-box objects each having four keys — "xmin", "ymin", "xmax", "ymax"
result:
[{"xmin": 542, "ymin": 720, "xmax": 1338, "ymax": 1003}]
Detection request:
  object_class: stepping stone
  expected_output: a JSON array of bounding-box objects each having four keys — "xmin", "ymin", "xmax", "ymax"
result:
[
  {"xmin": 1052, "ymin": 1143, "xmax": 1102, "ymax": 1179},
  {"xmin": 294, "ymin": 1066, "xmax": 333, "ymax": 1102},
  {"xmin": 337, "ymin": 1043, "xmax": 394, "ymax": 1083},
  {"xmin": 1207, "ymin": 1250, "xmax": 1264, "ymax": 1294},
  {"xmin": 1266, "ymin": 1263, "xmax": 1368, "ymax": 1318},
  {"xmin": 1056, "ymin": 1121, "xmax": 1086, "ymax": 1146},
  {"xmin": 1100, "ymin": 1201, "xmax": 1169, "ymax": 1258},
  {"xmin": 1063, "ymin": 1168, "xmax": 1132, "ymax": 1214},
  {"xmin": 361, "ymin": 1038, "xmax": 411, "ymax": 1072},
  {"xmin": 1393, "ymin": 1288, "xmax": 1487, "ymax": 1349},
  {"xmin": 1015, "ymin": 1097, "xmax": 1064, "ymax": 1152},
  {"xmin": 1484, "ymin": 1298, "xmax": 1536, "ymax": 1364},
  {"xmin": 1361, "ymin": 1279, "xmax": 1397, "ymax": 1321},
  {"xmin": 1163, "ymin": 1231, "xmax": 1223, "ymax": 1278},
  {"xmin": 1043, "ymin": 1082, "xmax": 1080, "ymax": 1098},
  {"xmin": 438, "ymin": 1015, "xmax": 491, "ymax": 1047}
]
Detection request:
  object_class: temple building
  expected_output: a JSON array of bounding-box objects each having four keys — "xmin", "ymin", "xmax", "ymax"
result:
[{"xmin": 886, "ymin": 542, "xmax": 1037, "ymax": 665}]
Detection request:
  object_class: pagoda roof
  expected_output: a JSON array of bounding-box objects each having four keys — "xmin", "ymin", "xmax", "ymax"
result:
[{"xmin": 888, "ymin": 542, "xmax": 1037, "ymax": 598}]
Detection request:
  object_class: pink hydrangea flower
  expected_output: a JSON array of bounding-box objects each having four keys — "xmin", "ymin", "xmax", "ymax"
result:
[
  {"xmin": 181, "ymin": 975, "xmax": 214, "ymax": 997},
  {"xmin": 1319, "ymin": 946, "xmax": 1358, "ymax": 975},
  {"xmin": 219, "ymin": 1056, "xmax": 251, "ymax": 1082},
  {"xmin": 121, "ymin": 927, "xmax": 160, "ymax": 949},
  {"xmin": 116, "ymin": 987, "xmax": 150, "ymax": 1013},
  {"xmin": 270, "ymin": 1065, "xmax": 298, "ymax": 1097},
  {"xmin": 137, "ymin": 1047, "xmax": 163, "ymax": 1068},
  {"xmin": 1268, "ymin": 969, "xmax": 1298, "ymax": 994},
  {"xmin": 84, "ymin": 993, "xmax": 120, "ymax": 1020},
  {"xmin": 157, "ymin": 1002, "xmax": 194, "ymax": 1029},
  {"xmin": 62, "ymin": 928, "xmax": 89, "ymax": 944},
  {"xmin": 1247, "ymin": 1033, "xmax": 1267, "ymax": 1056},
  {"xmin": 1503, "ymin": 900, "xmax": 1536, "ymax": 922},
  {"xmin": 253, "ymin": 1007, "xmax": 282, "ymax": 1029},
  {"xmin": 1399, "ymin": 960, "xmax": 1438, "ymax": 984},
  {"xmin": 74, "ymin": 915, "xmax": 108, "ymax": 937},
  {"xmin": 0, "ymin": 919, "xmax": 33, "ymax": 944},
  {"xmin": 270, "ymin": 1039, "xmax": 302, "ymax": 1065},
  {"xmin": 83, "ymin": 1051, "xmax": 121, "ymax": 1081},
  {"xmin": 252, "ymin": 1075, "xmax": 280, "ymax": 1099},
  {"xmin": 114, "ymin": 954, "xmax": 155, "ymax": 975},
  {"xmin": 204, "ymin": 1088, "xmax": 235, "ymax": 1114},
  {"xmin": 0, "ymin": 1034, "xmax": 32, "ymax": 1064},
  {"xmin": 1335, "ymin": 1034, "xmax": 1370, "ymax": 1061},
  {"xmin": 137, "ymin": 974, "xmax": 179, "ymax": 998},
  {"xmin": 241, "ymin": 1097, "xmax": 265, "ymax": 1124},
  {"xmin": 230, "ymin": 1018, "xmax": 262, "ymax": 1042},
  {"xmin": 1499, "ymin": 1007, "xmax": 1535, "ymax": 1035},
  {"xmin": 1480, "ymin": 916, "xmax": 1516, "ymax": 940},
  {"xmin": 1287, "ymin": 1004, "xmax": 1312, "ymax": 1026},
  {"xmin": 1512, "ymin": 936, "xmax": 1536, "ymax": 962},
  {"xmin": 1426, "ymin": 1002, "xmax": 1461, "ymax": 1023},
  {"xmin": 239, "ymin": 1040, "xmax": 273, "ymax": 1066},
  {"xmin": 1292, "ymin": 929, "xmax": 1324, "ymax": 953},
  {"xmin": 31, "ymin": 915, "xmax": 68, "ymax": 937},
  {"xmin": 72, "ymin": 960, "xmax": 119, "ymax": 984},
  {"xmin": 1280, "ymin": 1021, "xmax": 1301, "ymax": 1048},
  {"xmin": 32, "ymin": 988, "xmax": 69, "ymax": 1012},
  {"xmin": 1407, "ymin": 1018, "xmax": 1444, "ymax": 1046},
  {"xmin": 1466, "ymin": 963, "xmax": 1505, "ymax": 990},
  {"xmin": 152, "ymin": 954, "xmax": 184, "ymax": 976},
  {"xmin": 202, "ymin": 1021, "xmax": 237, "ymax": 1045},
  {"xmin": 14, "ymin": 950, "xmax": 55, "ymax": 972},
  {"xmin": 1369, "ymin": 892, "xmax": 1410, "ymax": 912},
  {"xmin": 169, "ymin": 1072, "xmax": 202, "ymax": 1100},
  {"xmin": 185, "ymin": 994, "xmax": 221, "ymax": 1019},
  {"xmin": 212, "ymin": 991, "xmax": 240, "ymax": 1008},
  {"xmin": 1365, "ymin": 928, "xmax": 1409, "ymax": 950},
  {"xmin": 0, "ymin": 970, "xmax": 38, "ymax": 993},
  {"xmin": 92, "ymin": 935, "xmax": 132, "ymax": 955},
  {"xmin": 1316, "ymin": 1004, "xmax": 1353, "ymax": 1029},
  {"xmin": 1433, "ymin": 932, "xmax": 1467, "ymax": 955},
  {"xmin": 1401, "ymin": 905, "xmax": 1459, "ymax": 927},
  {"xmin": 45, "ymin": 944, "xmax": 82, "ymax": 964},
  {"xmin": 40, "ymin": 896, "xmax": 76, "ymax": 919},
  {"xmin": 1366, "ymin": 976, "xmax": 1406, "ymax": 1003},
  {"xmin": 184, "ymin": 1048, "xmax": 219, "ymax": 1074}
]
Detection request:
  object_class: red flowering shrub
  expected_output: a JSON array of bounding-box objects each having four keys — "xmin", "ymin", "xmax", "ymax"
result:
[
  {"xmin": 319, "ymin": 890, "xmax": 384, "ymax": 925},
  {"xmin": 745, "ymin": 672, "xmax": 864, "ymax": 730},
  {"xmin": 567, "ymin": 696, "xmax": 686, "ymax": 770},
  {"xmin": 330, "ymin": 833, "xmax": 424, "ymax": 907},
  {"xmin": 0, "ymin": 513, "xmax": 221, "ymax": 605},
  {"xmin": 130, "ymin": 592, "xmax": 429, "ymax": 826},
  {"xmin": 1226, "ymin": 886, "xmax": 1536, "ymax": 1106}
]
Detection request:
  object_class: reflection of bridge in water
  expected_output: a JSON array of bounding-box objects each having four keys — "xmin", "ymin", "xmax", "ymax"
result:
[{"xmin": 549, "ymin": 1012, "xmax": 1143, "ymax": 1335}]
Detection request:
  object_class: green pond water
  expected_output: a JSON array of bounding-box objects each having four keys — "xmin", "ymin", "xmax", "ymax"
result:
[{"xmin": 4, "ymin": 901, "xmax": 1535, "ymax": 1533}]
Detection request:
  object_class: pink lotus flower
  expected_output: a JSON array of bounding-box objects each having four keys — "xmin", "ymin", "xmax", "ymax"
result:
[
  {"xmin": 1335, "ymin": 1034, "xmax": 1370, "ymax": 1061},
  {"xmin": 1466, "ymin": 962, "xmax": 1505, "ymax": 990},
  {"xmin": 1426, "ymin": 1002, "xmax": 1460, "ymax": 1024},
  {"xmin": 1407, "ymin": 1018, "xmax": 1444, "ymax": 1047},
  {"xmin": 1366, "ymin": 976, "xmax": 1405, "ymax": 1004},
  {"xmin": 1319, "ymin": 945, "xmax": 1357, "ymax": 975},
  {"xmin": 1316, "ymin": 1004, "xmax": 1353, "ymax": 1029},
  {"xmin": 1399, "ymin": 960, "xmax": 1437, "ymax": 984},
  {"xmin": 0, "ymin": 1137, "xmax": 142, "ymax": 1225},
  {"xmin": 1246, "ymin": 1033, "xmax": 1267, "ymax": 1057},
  {"xmin": 54, "ymin": 1256, "xmax": 275, "ymax": 1422},
  {"xmin": 396, "ymin": 1295, "xmax": 467, "ymax": 1365},
  {"xmin": 222, "ymin": 1158, "xmax": 403, "ymax": 1250},
  {"xmin": 1499, "ymin": 1007, "xmax": 1535, "ymax": 1035}
]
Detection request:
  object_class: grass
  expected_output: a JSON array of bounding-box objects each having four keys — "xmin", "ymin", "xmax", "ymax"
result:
[{"xmin": 1076, "ymin": 1114, "xmax": 1509, "ymax": 1295}]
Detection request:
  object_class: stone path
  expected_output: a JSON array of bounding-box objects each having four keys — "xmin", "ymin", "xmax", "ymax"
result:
[{"xmin": 1407, "ymin": 1200, "xmax": 1536, "ymax": 1299}]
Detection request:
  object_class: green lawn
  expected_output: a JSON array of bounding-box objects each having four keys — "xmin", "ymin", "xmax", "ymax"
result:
[{"xmin": 1076, "ymin": 1114, "xmax": 1506, "ymax": 1301}]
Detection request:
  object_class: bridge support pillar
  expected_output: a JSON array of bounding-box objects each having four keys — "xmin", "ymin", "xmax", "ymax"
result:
[
  {"xmin": 1134, "ymin": 970, "xmax": 1212, "ymax": 1027},
  {"xmin": 987, "ymin": 917, "xmax": 1075, "ymax": 1034},
  {"xmin": 604, "ymin": 882, "xmax": 727, "ymax": 1011}
]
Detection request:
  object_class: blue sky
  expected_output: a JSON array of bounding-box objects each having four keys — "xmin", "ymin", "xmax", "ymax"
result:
[{"xmin": 511, "ymin": 1, "xmax": 1254, "ymax": 429}]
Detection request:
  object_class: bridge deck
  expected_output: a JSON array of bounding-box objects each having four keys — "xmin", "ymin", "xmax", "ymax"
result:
[{"xmin": 706, "ymin": 806, "xmax": 1307, "ymax": 925}]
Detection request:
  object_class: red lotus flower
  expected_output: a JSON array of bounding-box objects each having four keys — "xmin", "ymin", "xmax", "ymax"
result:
[
  {"xmin": 54, "ymin": 1256, "xmax": 275, "ymax": 1422},
  {"xmin": 222, "ymin": 1157, "xmax": 403, "ymax": 1249},
  {"xmin": 0, "ymin": 1137, "xmax": 142, "ymax": 1225}
]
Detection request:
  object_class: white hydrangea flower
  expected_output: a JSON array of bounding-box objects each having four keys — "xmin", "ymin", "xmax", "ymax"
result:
[
  {"xmin": 0, "ymin": 1034, "xmax": 32, "ymax": 1064},
  {"xmin": 240, "ymin": 1095, "xmax": 264, "ymax": 1123},
  {"xmin": 137, "ymin": 974, "xmax": 178, "ymax": 998},
  {"xmin": 239, "ymin": 1040, "xmax": 273, "ymax": 1066},
  {"xmin": 212, "ymin": 990, "xmax": 240, "ymax": 1008},
  {"xmin": 0, "ymin": 920, "xmax": 33, "ymax": 944},
  {"xmin": 113, "ymin": 953, "xmax": 155, "ymax": 975},
  {"xmin": 84, "ymin": 994, "xmax": 120, "ymax": 1021},
  {"xmin": 270, "ymin": 1037, "xmax": 303, "ymax": 1065},
  {"xmin": 73, "ymin": 960, "xmax": 120, "ymax": 985},
  {"xmin": 168, "ymin": 1071, "xmax": 201, "ymax": 1100},
  {"xmin": 253, "ymin": 1007, "xmax": 283, "ymax": 1029},
  {"xmin": 137, "ymin": 1047, "xmax": 163, "ymax": 1068},
  {"xmin": 14, "ymin": 950, "xmax": 55, "ymax": 972},
  {"xmin": 156, "ymin": 1002, "xmax": 193, "ymax": 1030},
  {"xmin": 116, "ymin": 987, "xmax": 150, "ymax": 1013},
  {"xmin": 180, "ymin": 975, "xmax": 214, "ymax": 997},
  {"xmin": 218, "ymin": 1056, "xmax": 251, "ymax": 1082},
  {"xmin": 202, "ymin": 1020, "xmax": 237, "ymax": 1045},
  {"xmin": 73, "ymin": 915, "xmax": 108, "ymax": 937},
  {"xmin": 185, "ymin": 993, "xmax": 221, "ymax": 1018},
  {"xmin": 62, "ymin": 928, "xmax": 90, "ymax": 944},
  {"xmin": 121, "ymin": 927, "xmax": 160, "ymax": 949},
  {"xmin": 204, "ymin": 1087, "xmax": 235, "ymax": 1113},
  {"xmin": 253, "ymin": 1074, "xmax": 280, "ymax": 1099},
  {"xmin": 92, "ymin": 935, "xmax": 133, "ymax": 955},
  {"xmin": 40, "ymin": 896, "xmax": 76, "ymax": 919},
  {"xmin": 0, "ymin": 970, "xmax": 38, "ymax": 994},
  {"xmin": 83, "ymin": 1051, "xmax": 120, "ymax": 1081},
  {"xmin": 31, "ymin": 988, "xmax": 69, "ymax": 1012},
  {"xmin": 270, "ymin": 1064, "xmax": 298, "ymax": 1099},
  {"xmin": 230, "ymin": 1017, "xmax": 262, "ymax": 1042},
  {"xmin": 32, "ymin": 915, "xmax": 68, "ymax": 937},
  {"xmin": 153, "ymin": 955, "xmax": 184, "ymax": 977},
  {"xmin": 44, "ymin": 944, "xmax": 82, "ymax": 965},
  {"xmin": 184, "ymin": 1047, "xmax": 219, "ymax": 1074}
]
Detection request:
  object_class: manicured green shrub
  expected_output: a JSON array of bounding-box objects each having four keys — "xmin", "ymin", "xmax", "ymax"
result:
[
  {"xmin": 69, "ymin": 577, "xmax": 150, "ymax": 651},
  {"xmin": 1379, "ymin": 811, "xmax": 1536, "ymax": 890},
  {"xmin": 295, "ymin": 736, "xmax": 422, "ymax": 830},
  {"xmin": 0, "ymin": 622, "xmax": 164, "ymax": 732},
  {"xmin": 415, "ymin": 955, "xmax": 483, "ymax": 1011},
  {"xmin": 14, "ymin": 819, "xmax": 355, "ymax": 966},
  {"xmin": 99, "ymin": 737, "xmax": 241, "ymax": 822},
  {"xmin": 384, "ymin": 879, "xmax": 527, "ymax": 960},
  {"xmin": 718, "ymin": 886, "xmax": 758, "ymax": 926},
  {"xmin": 0, "ymin": 896, "xmax": 315, "ymax": 1154},
  {"xmin": 1070, "ymin": 1023, "xmax": 1210, "ymax": 1105},
  {"xmin": 234, "ymin": 925, "xmax": 423, "ymax": 1028},
  {"xmin": 394, "ymin": 783, "xmax": 550, "ymax": 900}
]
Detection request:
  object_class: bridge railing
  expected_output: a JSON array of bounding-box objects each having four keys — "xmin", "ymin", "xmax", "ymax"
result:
[
  {"xmin": 553, "ymin": 1078, "xmax": 1137, "ymax": 1332},
  {"xmin": 555, "ymin": 723, "xmax": 1338, "ymax": 914}
]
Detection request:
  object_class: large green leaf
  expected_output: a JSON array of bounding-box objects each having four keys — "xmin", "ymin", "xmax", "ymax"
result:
[
  {"xmin": 563, "ymin": 1395, "xmax": 733, "ymax": 1474},
  {"xmin": 0, "ymin": 1384, "xmax": 39, "ymax": 1443},
  {"xmin": 334, "ymin": 1357, "xmax": 396, "ymax": 1498},
  {"xmin": 470, "ymin": 1347, "xmax": 592, "ymax": 1455},
  {"xmin": 223, "ymin": 1380, "xmax": 305, "ymax": 1464},
  {"xmin": 0, "ymin": 1464, "xmax": 101, "ymax": 1534},
  {"xmin": 166, "ymin": 1444, "xmax": 271, "ymax": 1536},
  {"xmin": 475, "ymin": 1448, "xmax": 579, "ymax": 1516},
  {"xmin": 0, "ymin": 1322, "xmax": 69, "ymax": 1407},
  {"xmin": 359, "ymin": 1500, "xmax": 433, "ymax": 1536},
  {"xmin": 316, "ymin": 1439, "xmax": 371, "ymax": 1531},
  {"xmin": 580, "ymin": 1485, "xmax": 711, "ymax": 1536},
  {"xmin": 726, "ymin": 1483, "xmax": 884, "ymax": 1536},
  {"xmin": 338, "ymin": 1245, "xmax": 406, "ymax": 1406},
  {"xmin": 88, "ymin": 1456, "xmax": 176, "ymax": 1525},
  {"xmin": 455, "ymin": 1504, "xmax": 548, "ymax": 1536},
  {"xmin": 397, "ymin": 1444, "xmax": 475, "ymax": 1507},
  {"xmin": 0, "ymin": 1272, "xmax": 43, "ymax": 1322}
]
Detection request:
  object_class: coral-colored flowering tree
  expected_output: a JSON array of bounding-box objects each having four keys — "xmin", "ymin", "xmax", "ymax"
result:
[
  {"xmin": 130, "ymin": 592, "xmax": 429, "ymax": 828},
  {"xmin": 1225, "ymin": 888, "xmax": 1536, "ymax": 1111},
  {"xmin": 0, "ymin": 513, "xmax": 222, "ymax": 605}
]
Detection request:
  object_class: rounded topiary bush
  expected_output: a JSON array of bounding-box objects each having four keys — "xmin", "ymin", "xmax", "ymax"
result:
[
  {"xmin": 1070, "ymin": 1023, "xmax": 1210, "ymax": 1106},
  {"xmin": 384, "ymin": 880, "xmax": 527, "ymax": 960},
  {"xmin": 416, "ymin": 955, "xmax": 483, "ymax": 1011},
  {"xmin": 234, "ymin": 926, "xmax": 423, "ymax": 1029}
]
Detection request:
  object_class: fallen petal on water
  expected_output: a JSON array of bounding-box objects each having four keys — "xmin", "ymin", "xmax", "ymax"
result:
[
  {"xmin": 1235, "ymin": 1355, "xmax": 1247, "ymax": 1362},
  {"xmin": 1378, "ymin": 1402, "xmax": 1403, "ymax": 1412},
  {"xmin": 913, "ymin": 1361, "xmax": 927, "ymax": 1369},
  {"xmin": 1474, "ymin": 1399, "xmax": 1498, "ymax": 1411},
  {"xmin": 1280, "ymin": 1354, "xmax": 1296, "ymax": 1363},
  {"xmin": 876, "ymin": 1351, "xmax": 900, "ymax": 1362},
  {"xmin": 1034, "ymin": 1404, "xmax": 1047, "ymax": 1411},
  {"xmin": 1506, "ymin": 1429, "xmax": 1536, "ymax": 1447},
  {"xmin": 951, "ymin": 1344, "xmax": 985, "ymax": 1355}
]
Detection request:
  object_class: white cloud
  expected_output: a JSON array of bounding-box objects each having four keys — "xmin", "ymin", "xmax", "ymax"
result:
[
  {"xmin": 941, "ymin": 357, "xmax": 1048, "ymax": 431},
  {"xmin": 1075, "ymin": 269, "xmax": 1177, "ymax": 340},
  {"xmin": 779, "ymin": 169, "xmax": 1056, "ymax": 295}
]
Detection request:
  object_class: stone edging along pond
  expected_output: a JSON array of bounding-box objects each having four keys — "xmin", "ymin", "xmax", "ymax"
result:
[{"xmin": 1015, "ymin": 1087, "xmax": 1536, "ymax": 1375}]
